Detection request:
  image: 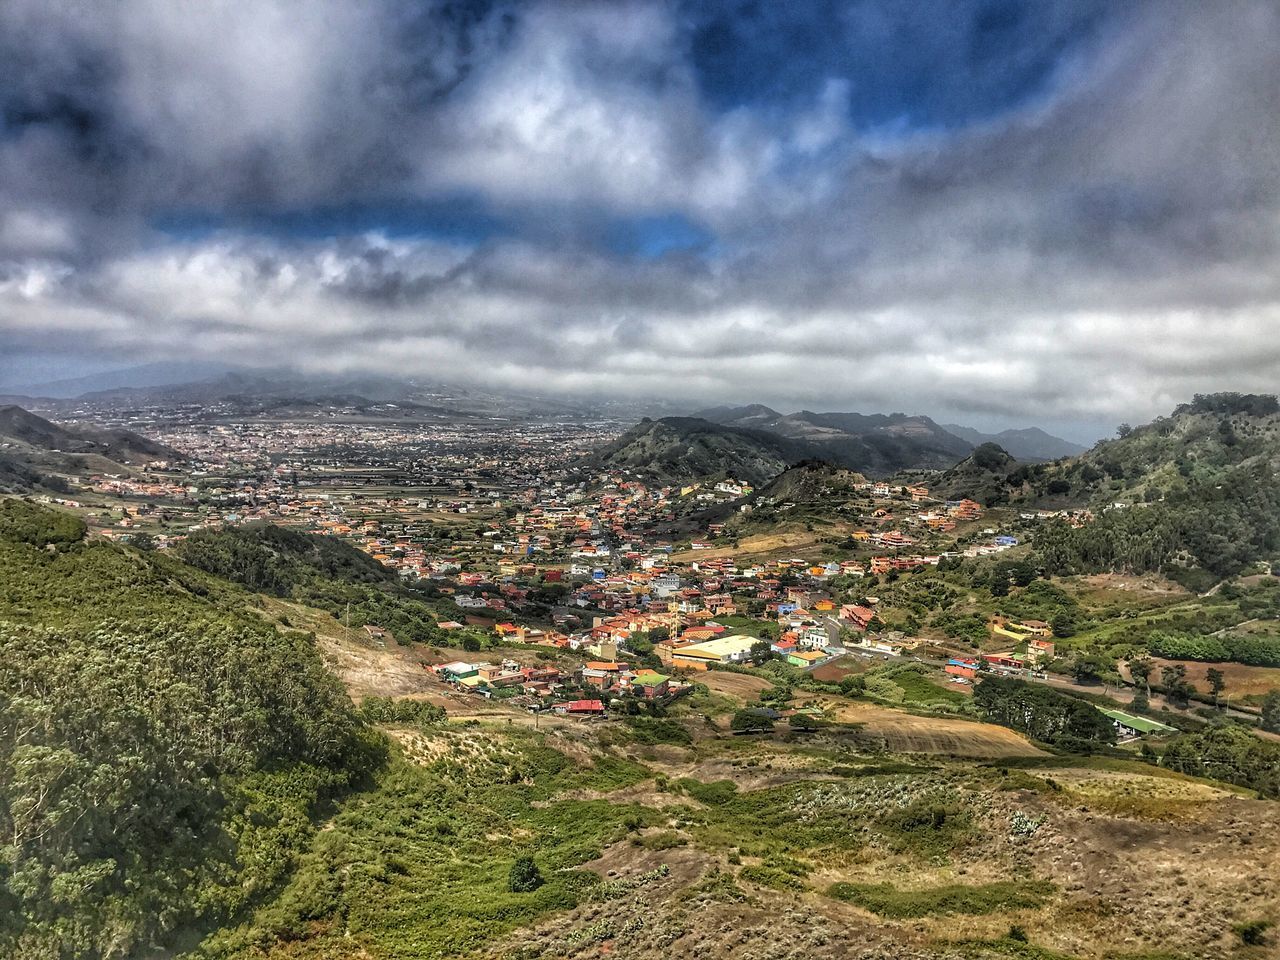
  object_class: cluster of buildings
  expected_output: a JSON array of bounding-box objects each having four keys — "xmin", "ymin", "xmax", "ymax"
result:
[
  {"xmin": 54, "ymin": 406, "xmax": 1114, "ymax": 691},
  {"xmin": 430, "ymin": 654, "xmax": 689, "ymax": 715}
]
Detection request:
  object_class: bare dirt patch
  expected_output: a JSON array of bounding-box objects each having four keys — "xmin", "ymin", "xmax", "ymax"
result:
[
  {"xmin": 315, "ymin": 635, "xmax": 439, "ymax": 700},
  {"xmin": 1151, "ymin": 656, "xmax": 1280, "ymax": 699},
  {"xmin": 671, "ymin": 529, "xmax": 836, "ymax": 562},
  {"xmin": 1072, "ymin": 571, "xmax": 1188, "ymax": 598},
  {"xmin": 817, "ymin": 698, "xmax": 1045, "ymax": 757},
  {"xmin": 698, "ymin": 671, "xmax": 773, "ymax": 701}
]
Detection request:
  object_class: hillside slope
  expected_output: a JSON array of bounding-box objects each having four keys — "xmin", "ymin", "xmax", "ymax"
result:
[
  {"xmin": 753, "ymin": 459, "xmax": 870, "ymax": 503},
  {"xmin": 1031, "ymin": 393, "xmax": 1280, "ymax": 506},
  {"xmin": 599, "ymin": 411, "xmax": 971, "ymax": 482},
  {"xmin": 0, "ymin": 500, "xmax": 377, "ymax": 959},
  {"xmin": 928, "ymin": 442, "xmax": 1036, "ymax": 504},
  {"xmin": 0, "ymin": 404, "xmax": 178, "ymax": 464},
  {"xmin": 0, "ymin": 451, "xmax": 59, "ymax": 493},
  {"xmin": 587, "ymin": 416, "xmax": 822, "ymax": 485},
  {"xmin": 698, "ymin": 406, "xmax": 972, "ymax": 475},
  {"xmin": 1028, "ymin": 393, "xmax": 1280, "ymax": 584}
]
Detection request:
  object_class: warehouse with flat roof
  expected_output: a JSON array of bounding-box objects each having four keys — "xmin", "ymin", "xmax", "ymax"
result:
[{"xmin": 670, "ymin": 634, "xmax": 759, "ymax": 671}]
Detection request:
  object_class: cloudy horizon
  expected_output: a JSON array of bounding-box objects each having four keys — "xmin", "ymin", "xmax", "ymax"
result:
[{"xmin": 2, "ymin": 1, "xmax": 1278, "ymax": 441}]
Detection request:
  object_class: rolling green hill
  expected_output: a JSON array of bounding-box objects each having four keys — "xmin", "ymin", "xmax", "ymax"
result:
[
  {"xmin": 173, "ymin": 523, "xmax": 465, "ymax": 646},
  {"xmin": 0, "ymin": 405, "xmax": 178, "ymax": 464},
  {"xmin": 175, "ymin": 522, "xmax": 398, "ymax": 595},
  {"xmin": 697, "ymin": 406, "xmax": 973, "ymax": 475},
  {"xmin": 0, "ymin": 450, "xmax": 59, "ymax": 493},
  {"xmin": 0, "ymin": 500, "xmax": 379, "ymax": 959},
  {"xmin": 1029, "ymin": 393, "xmax": 1280, "ymax": 506},
  {"xmin": 1028, "ymin": 394, "xmax": 1280, "ymax": 586},
  {"xmin": 587, "ymin": 416, "xmax": 821, "ymax": 485},
  {"xmin": 0, "ymin": 405, "xmax": 180, "ymax": 493}
]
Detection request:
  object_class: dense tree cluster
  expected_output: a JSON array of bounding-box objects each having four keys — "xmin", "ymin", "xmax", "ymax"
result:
[
  {"xmin": 359, "ymin": 696, "xmax": 446, "ymax": 730},
  {"xmin": 1176, "ymin": 393, "xmax": 1280, "ymax": 418},
  {"xmin": 1034, "ymin": 461, "xmax": 1280, "ymax": 583},
  {"xmin": 176, "ymin": 522, "xmax": 395, "ymax": 595},
  {"xmin": 0, "ymin": 506, "xmax": 380, "ymax": 958},
  {"xmin": 1261, "ymin": 691, "xmax": 1280, "ymax": 733},
  {"xmin": 1025, "ymin": 394, "xmax": 1280, "ymax": 583},
  {"xmin": 0, "ymin": 498, "xmax": 86, "ymax": 546},
  {"xmin": 1161, "ymin": 724, "xmax": 1280, "ymax": 798},
  {"xmin": 176, "ymin": 524, "xmax": 457, "ymax": 646},
  {"xmin": 972, "ymin": 676, "xmax": 1116, "ymax": 748}
]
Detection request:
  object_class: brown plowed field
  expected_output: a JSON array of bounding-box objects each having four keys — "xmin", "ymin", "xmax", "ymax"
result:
[{"xmin": 818, "ymin": 697, "xmax": 1046, "ymax": 757}]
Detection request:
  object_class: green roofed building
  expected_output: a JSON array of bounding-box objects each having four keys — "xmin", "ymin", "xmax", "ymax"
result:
[
  {"xmin": 1098, "ymin": 708, "xmax": 1176, "ymax": 739},
  {"xmin": 632, "ymin": 670, "xmax": 670, "ymax": 698}
]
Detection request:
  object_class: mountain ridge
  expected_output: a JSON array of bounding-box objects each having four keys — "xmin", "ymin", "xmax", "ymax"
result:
[
  {"xmin": 942, "ymin": 423, "xmax": 1085, "ymax": 461},
  {"xmin": 586, "ymin": 416, "xmax": 821, "ymax": 486},
  {"xmin": 691, "ymin": 406, "xmax": 973, "ymax": 476}
]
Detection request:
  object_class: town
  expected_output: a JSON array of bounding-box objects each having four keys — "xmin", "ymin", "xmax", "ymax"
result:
[{"xmin": 16, "ymin": 398, "xmax": 1199, "ymax": 746}]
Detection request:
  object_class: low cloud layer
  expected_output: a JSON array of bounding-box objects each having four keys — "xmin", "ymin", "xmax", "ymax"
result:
[{"xmin": 2, "ymin": 0, "xmax": 1279, "ymax": 436}]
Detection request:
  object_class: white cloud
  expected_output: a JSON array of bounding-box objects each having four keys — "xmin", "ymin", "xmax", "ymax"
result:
[{"xmin": 1, "ymin": 1, "xmax": 1279, "ymax": 435}]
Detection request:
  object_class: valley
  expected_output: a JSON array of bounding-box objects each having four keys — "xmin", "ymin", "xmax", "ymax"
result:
[{"xmin": 1, "ymin": 388, "xmax": 1279, "ymax": 960}]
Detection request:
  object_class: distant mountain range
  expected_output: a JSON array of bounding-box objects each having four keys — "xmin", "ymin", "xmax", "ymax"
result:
[
  {"xmin": 587, "ymin": 408, "xmax": 965, "ymax": 483},
  {"xmin": 695, "ymin": 404, "xmax": 1081, "ymax": 468},
  {"xmin": 941, "ymin": 424, "xmax": 1085, "ymax": 461},
  {"xmin": 4, "ymin": 365, "xmax": 1093, "ymax": 457},
  {"xmin": 691, "ymin": 405, "xmax": 971, "ymax": 476},
  {"xmin": 7, "ymin": 361, "xmax": 236, "ymax": 400},
  {"xmin": 3, "ymin": 366, "xmax": 684, "ymax": 423},
  {"xmin": 589, "ymin": 404, "xmax": 1090, "ymax": 485}
]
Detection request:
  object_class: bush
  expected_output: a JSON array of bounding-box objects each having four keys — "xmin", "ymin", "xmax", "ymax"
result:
[
  {"xmin": 738, "ymin": 865, "xmax": 804, "ymax": 890},
  {"xmin": 1235, "ymin": 918, "xmax": 1272, "ymax": 946},
  {"xmin": 508, "ymin": 856, "xmax": 543, "ymax": 893},
  {"xmin": 677, "ymin": 778, "xmax": 739, "ymax": 805},
  {"xmin": 622, "ymin": 717, "xmax": 692, "ymax": 746},
  {"xmin": 359, "ymin": 696, "xmax": 446, "ymax": 730}
]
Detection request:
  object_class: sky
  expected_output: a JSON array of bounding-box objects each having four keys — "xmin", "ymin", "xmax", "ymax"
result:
[{"xmin": 1, "ymin": 0, "xmax": 1278, "ymax": 442}]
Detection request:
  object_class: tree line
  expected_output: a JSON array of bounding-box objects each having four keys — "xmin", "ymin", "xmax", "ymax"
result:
[{"xmin": 972, "ymin": 675, "xmax": 1116, "ymax": 748}]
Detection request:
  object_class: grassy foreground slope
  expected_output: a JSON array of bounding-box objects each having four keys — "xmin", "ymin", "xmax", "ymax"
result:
[{"xmin": 0, "ymin": 500, "xmax": 380, "ymax": 959}]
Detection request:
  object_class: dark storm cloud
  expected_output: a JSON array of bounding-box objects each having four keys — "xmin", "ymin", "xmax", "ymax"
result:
[{"xmin": 1, "ymin": 0, "xmax": 1279, "ymax": 432}]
